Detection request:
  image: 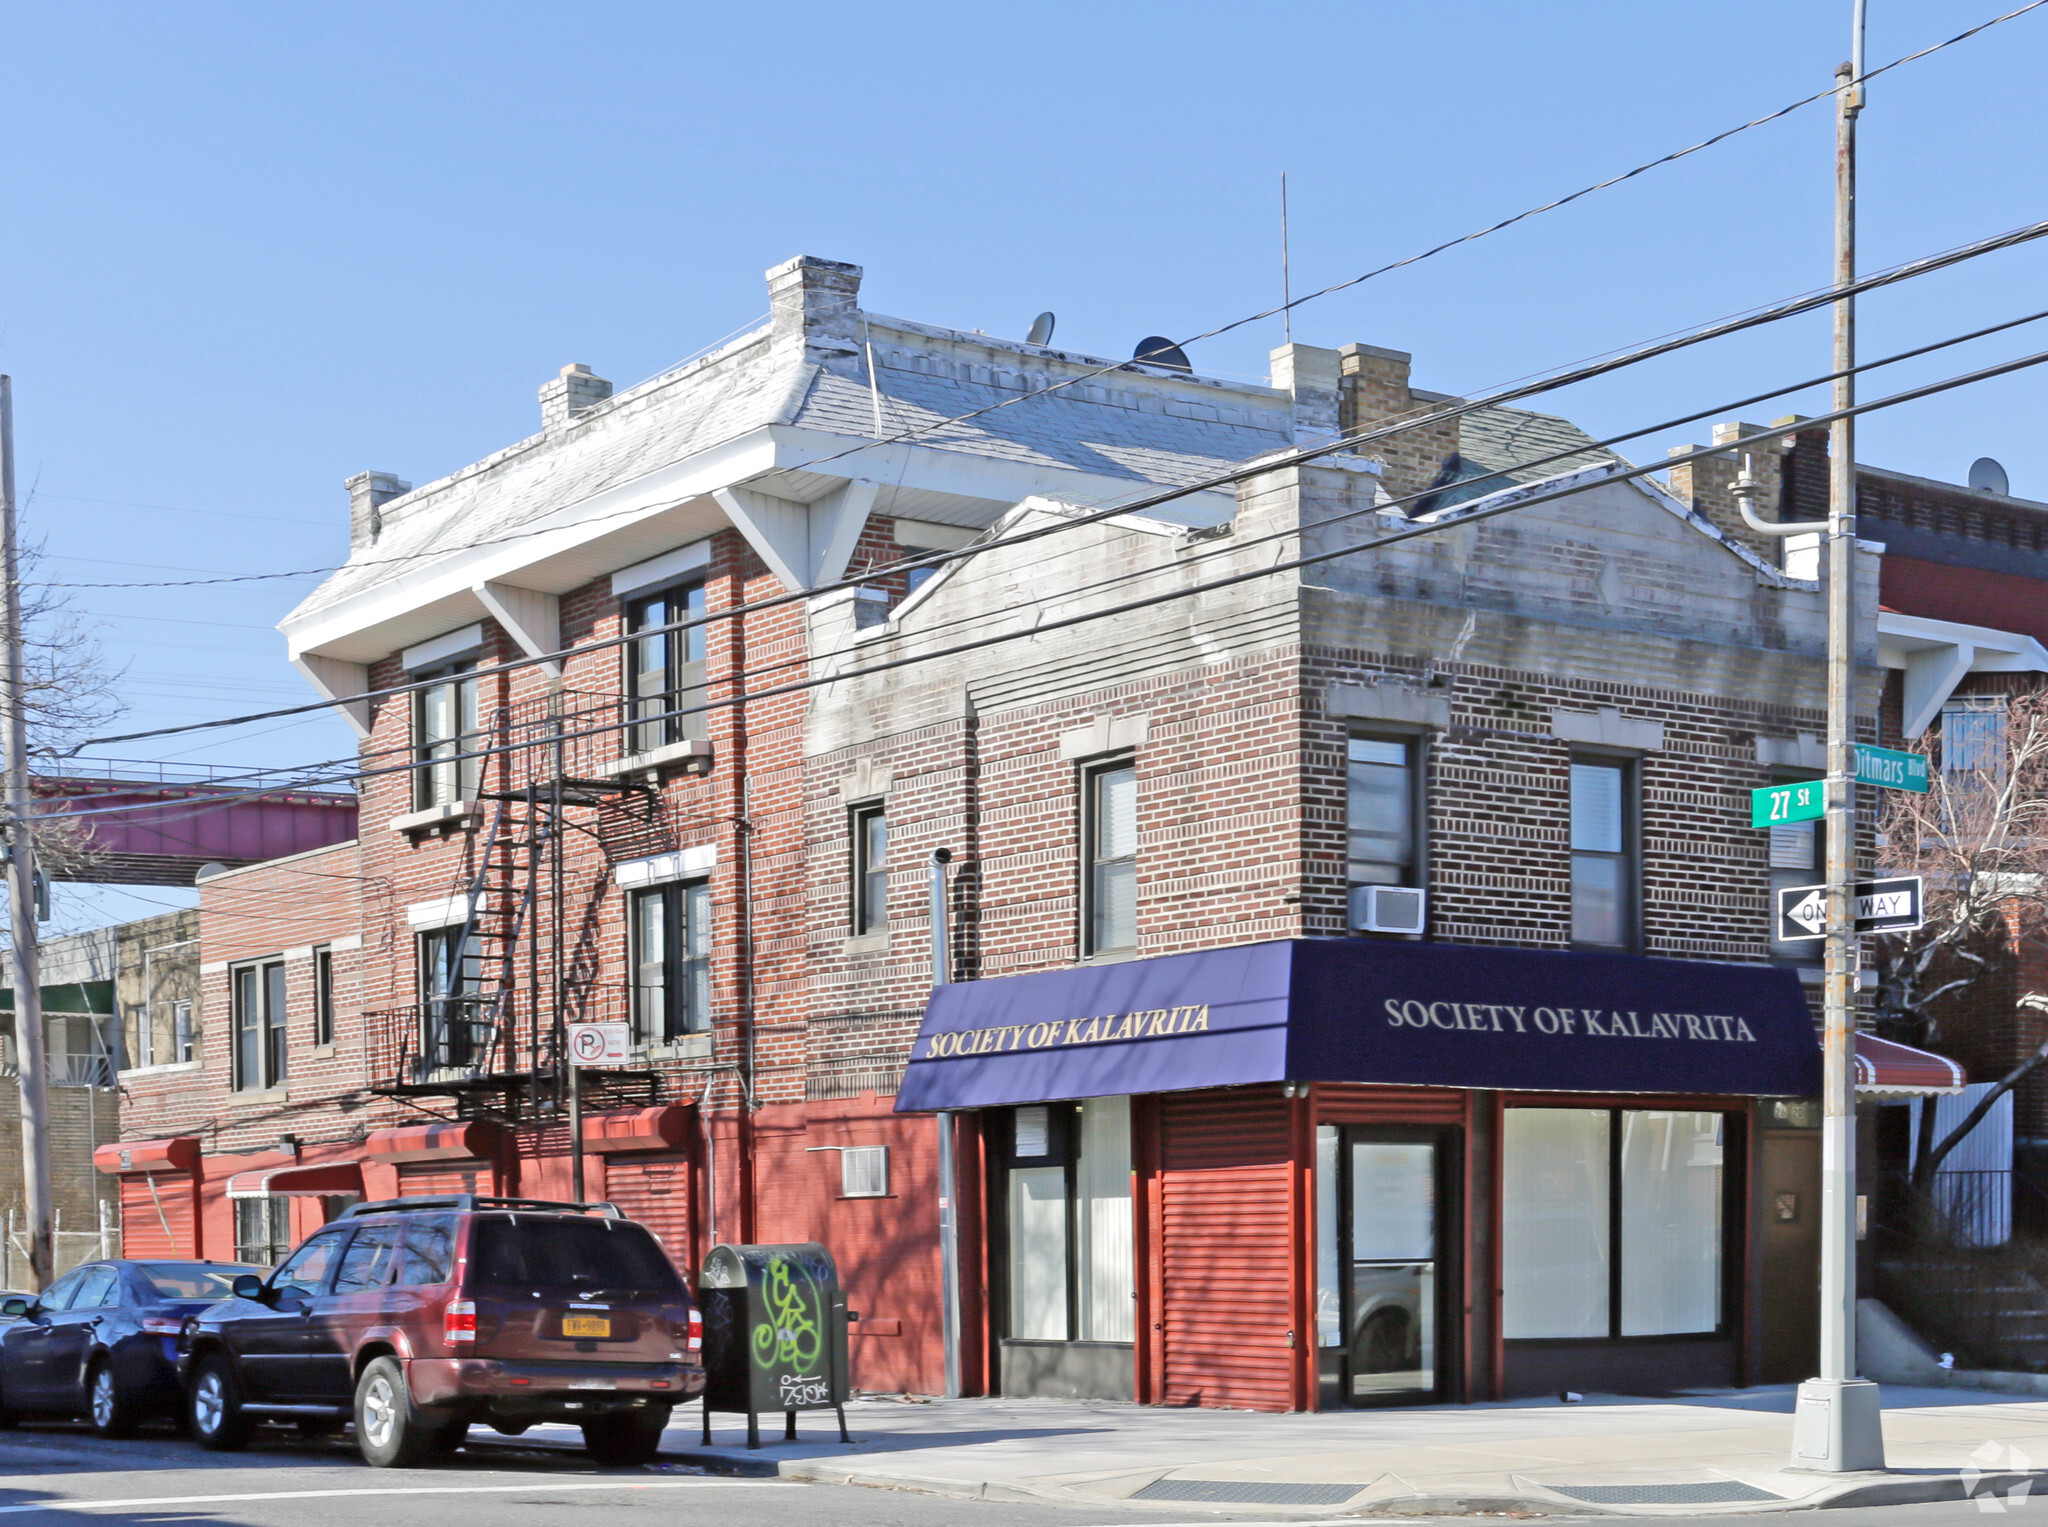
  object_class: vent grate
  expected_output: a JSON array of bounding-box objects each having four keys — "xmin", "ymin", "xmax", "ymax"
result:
[
  {"xmin": 1546, "ymin": 1482, "xmax": 1784, "ymax": 1504},
  {"xmin": 1131, "ymin": 1479, "xmax": 1366, "ymax": 1505}
]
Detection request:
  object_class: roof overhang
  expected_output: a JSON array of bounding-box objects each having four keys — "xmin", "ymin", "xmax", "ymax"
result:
[
  {"xmin": 1855, "ymin": 1033, "xmax": 1967, "ymax": 1097},
  {"xmin": 1877, "ymin": 611, "xmax": 2048, "ymax": 737},
  {"xmin": 225, "ymin": 1161, "xmax": 366, "ymax": 1200}
]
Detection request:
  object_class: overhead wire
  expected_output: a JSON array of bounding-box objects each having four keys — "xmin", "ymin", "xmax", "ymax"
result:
[{"xmin": 69, "ymin": 213, "xmax": 2048, "ymax": 752}]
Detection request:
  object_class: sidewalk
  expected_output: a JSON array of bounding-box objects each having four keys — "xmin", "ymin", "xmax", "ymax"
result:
[{"xmin": 612, "ymin": 1385, "xmax": 2048, "ymax": 1514}]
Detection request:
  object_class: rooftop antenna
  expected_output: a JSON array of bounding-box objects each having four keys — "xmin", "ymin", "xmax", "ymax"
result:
[
  {"xmin": 1969, "ymin": 457, "xmax": 2010, "ymax": 495},
  {"xmin": 1026, "ymin": 312, "xmax": 1055, "ymax": 347},
  {"xmin": 1280, "ymin": 171, "xmax": 1293, "ymax": 344}
]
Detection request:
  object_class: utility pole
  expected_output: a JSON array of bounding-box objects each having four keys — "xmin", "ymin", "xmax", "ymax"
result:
[
  {"xmin": 0, "ymin": 376, "xmax": 53, "ymax": 1291},
  {"xmin": 1791, "ymin": 0, "xmax": 1887, "ymax": 1473},
  {"xmin": 929, "ymin": 846, "xmax": 961, "ymax": 1400}
]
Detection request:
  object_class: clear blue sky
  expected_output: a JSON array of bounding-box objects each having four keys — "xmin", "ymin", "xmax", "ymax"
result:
[{"xmin": 5, "ymin": 0, "xmax": 2046, "ymax": 929}]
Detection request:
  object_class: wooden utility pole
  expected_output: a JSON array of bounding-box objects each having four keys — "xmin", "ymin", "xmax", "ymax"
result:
[{"xmin": 0, "ymin": 376, "xmax": 53, "ymax": 1290}]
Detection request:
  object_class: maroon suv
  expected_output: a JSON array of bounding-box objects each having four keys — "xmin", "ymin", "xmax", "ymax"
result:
[{"xmin": 180, "ymin": 1196, "xmax": 704, "ymax": 1467}]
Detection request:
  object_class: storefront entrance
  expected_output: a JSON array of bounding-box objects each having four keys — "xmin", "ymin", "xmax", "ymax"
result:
[{"xmin": 1319, "ymin": 1126, "xmax": 1457, "ymax": 1406}]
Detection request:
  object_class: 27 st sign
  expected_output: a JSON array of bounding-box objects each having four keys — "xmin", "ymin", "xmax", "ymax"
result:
[{"xmin": 1774, "ymin": 875, "xmax": 1924, "ymax": 942}]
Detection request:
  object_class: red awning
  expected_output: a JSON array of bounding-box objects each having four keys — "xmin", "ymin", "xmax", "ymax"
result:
[
  {"xmin": 363, "ymin": 1120, "xmax": 500, "ymax": 1164},
  {"xmin": 224, "ymin": 1161, "xmax": 365, "ymax": 1201},
  {"xmin": 1855, "ymin": 1034, "xmax": 1966, "ymax": 1097},
  {"xmin": 93, "ymin": 1137, "xmax": 201, "ymax": 1175},
  {"xmin": 581, "ymin": 1104, "xmax": 694, "ymax": 1154}
]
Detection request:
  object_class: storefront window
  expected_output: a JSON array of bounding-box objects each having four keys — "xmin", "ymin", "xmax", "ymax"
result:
[
  {"xmin": 1006, "ymin": 1096, "xmax": 1133, "ymax": 1343},
  {"xmin": 1502, "ymin": 1107, "xmax": 1725, "ymax": 1341}
]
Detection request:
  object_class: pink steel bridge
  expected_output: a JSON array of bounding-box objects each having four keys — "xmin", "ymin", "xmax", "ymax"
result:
[{"xmin": 34, "ymin": 760, "xmax": 358, "ymax": 885}]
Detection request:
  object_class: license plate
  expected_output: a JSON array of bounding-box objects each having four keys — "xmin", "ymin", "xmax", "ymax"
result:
[
  {"xmin": 569, "ymin": 1378, "xmax": 614, "ymax": 1390},
  {"xmin": 562, "ymin": 1316, "xmax": 611, "ymax": 1338}
]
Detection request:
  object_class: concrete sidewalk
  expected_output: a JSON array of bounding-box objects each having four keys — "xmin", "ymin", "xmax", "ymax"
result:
[{"xmin": 607, "ymin": 1385, "xmax": 2048, "ymax": 1514}]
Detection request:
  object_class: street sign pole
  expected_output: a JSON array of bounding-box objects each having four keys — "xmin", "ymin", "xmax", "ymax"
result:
[{"xmin": 1794, "ymin": 0, "xmax": 1886, "ymax": 1471}]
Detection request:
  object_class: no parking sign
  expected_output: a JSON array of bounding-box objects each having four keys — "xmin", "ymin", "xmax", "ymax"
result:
[{"xmin": 566, "ymin": 1021, "xmax": 630, "ymax": 1067}]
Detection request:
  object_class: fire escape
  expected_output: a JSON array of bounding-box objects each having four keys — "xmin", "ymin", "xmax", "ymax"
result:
[{"xmin": 367, "ymin": 693, "xmax": 671, "ymax": 1124}]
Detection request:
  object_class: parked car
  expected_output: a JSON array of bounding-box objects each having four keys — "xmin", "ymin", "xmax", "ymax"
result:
[
  {"xmin": 0, "ymin": 1260, "xmax": 260, "ymax": 1435},
  {"xmin": 181, "ymin": 1195, "xmax": 704, "ymax": 1467}
]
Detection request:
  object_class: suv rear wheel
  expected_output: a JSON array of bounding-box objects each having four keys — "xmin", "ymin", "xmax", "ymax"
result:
[
  {"xmin": 188, "ymin": 1353, "xmax": 249, "ymax": 1451},
  {"xmin": 354, "ymin": 1356, "xmax": 458, "ymax": 1468},
  {"xmin": 581, "ymin": 1407, "xmax": 669, "ymax": 1465}
]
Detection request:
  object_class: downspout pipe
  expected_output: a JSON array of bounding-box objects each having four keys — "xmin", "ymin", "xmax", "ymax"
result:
[{"xmin": 929, "ymin": 847, "xmax": 961, "ymax": 1399}]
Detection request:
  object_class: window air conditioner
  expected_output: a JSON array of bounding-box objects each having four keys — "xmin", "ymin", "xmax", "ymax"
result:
[{"xmin": 1353, "ymin": 884, "xmax": 1427, "ymax": 935}]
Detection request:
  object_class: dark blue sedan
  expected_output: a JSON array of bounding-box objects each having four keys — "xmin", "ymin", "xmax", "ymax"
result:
[{"xmin": 0, "ymin": 1260, "xmax": 259, "ymax": 1435}]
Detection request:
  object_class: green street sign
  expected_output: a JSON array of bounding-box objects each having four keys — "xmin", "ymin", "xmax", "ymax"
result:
[
  {"xmin": 1753, "ymin": 779, "xmax": 1825, "ymax": 828},
  {"xmin": 1855, "ymin": 743, "xmax": 1929, "ymax": 793}
]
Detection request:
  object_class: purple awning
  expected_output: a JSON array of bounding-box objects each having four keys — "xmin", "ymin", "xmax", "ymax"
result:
[{"xmin": 895, "ymin": 938, "xmax": 1821, "ymax": 1111}]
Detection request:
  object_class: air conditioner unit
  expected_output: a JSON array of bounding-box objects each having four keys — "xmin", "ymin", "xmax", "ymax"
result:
[{"xmin": 1353, "ymin": 884, "xmax": 1427, "ymax": 935}]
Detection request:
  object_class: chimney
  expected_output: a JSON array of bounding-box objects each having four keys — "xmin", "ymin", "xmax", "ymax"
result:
[
  {"xmin": 539, "ymin": 363, "xmax": 613, "ymax": 431},
  {"xmin": 1776, "ymin": 416, "xmax": 1831, "ymax": 523},
  {"xmin": 766, "ymin": 255, "xmax": 864, "ymax": 365},
  {"xmin": 1268, "ymin": 343, "xmax": 1341, "ymax": 446},
  {"xmin": 1337, "ymin": 343, "xmax": 1460, "ymax": 505},
  {"xmin": 1664, "ymin": 421, "xmax": 1783, "ymax": 561},
  {"xmin": 346, "ymin": 471, "xmax": 411, "ymax": 549}
]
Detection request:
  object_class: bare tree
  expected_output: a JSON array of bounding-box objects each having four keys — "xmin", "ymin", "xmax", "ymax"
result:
[{"xmin": 1873, "ymin": 689, "xmax": 2048, "ymax": 1187}]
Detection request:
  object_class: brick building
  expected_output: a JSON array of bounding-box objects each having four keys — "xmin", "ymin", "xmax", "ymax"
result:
[{"xmin": 112, "ymin": 254, "xmax": 1980, "ymax": 1408}]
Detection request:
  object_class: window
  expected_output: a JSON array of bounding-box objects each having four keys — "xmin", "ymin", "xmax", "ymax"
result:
[
  {"xmin": 312, "ymin": 946, "xmax": 335, "ymax": 1046},
  {"xmin": 233, "ymin": 1197, "xmax": 294, "ymax": 1266},
  {"xmin": 1348, "ymin": 735, "xmax": 1420, "ymax": 931},
  {"xmin": 625, "ymin": 582, "xmax": 709, "ymax": 754},
  {"xmin": 1768, "ymin": 781, "xmax": 1823, "ymax": 961},
  {"xmin": 418, "ymin": 927, "xmax": 481, "ymax": 1069},
  {"xmin": 70, "ymin": 1266, "xmax": 120, "ymax": 1309},
  {"xmin": 36, "ymin": 1268, "xmax": 90, "ymax": 1311},
  {"xmin": 332, "ymin": 1224, "xmax": 402, "ymax": 1293},
  {"xmin": 171, "ymin": 1001, "xmax": 194, "ymax": 1064},
  {"xmin": 394, "ymin": 1217, "xmax": 457, "ymax": 1286},
  {"xmin": 270, "ymin": 1227, "xmax": 347, "ymax": 1298},
  {"xmin": 1569, "ymin": 758, "xmax": 1634, "ymax": 949},
  {"xmin": 840, "ymin": 1146, "xmax": 888, "ymax": 1198},
  {"xmin": 1004, "ymin": 1096, "xmax": 1133, "ymax": 1344},
  {"xmin": 852, "ymin": 805, "xmax": 888, "ymax": 936},
  {"xmin": 1500, "ymin": 1107, "xmax": 1725, "ymax": 1340},
  {"xmin": 231, "ymin": 960, "xmax": 287, "ymax": 1091},
  {"xmin": 629, "ymin": 881, "xmax": 713, "ymax": 1044},
  {"xmin": 1084, "ymin": 763, "xmax": 1138, "ymax": 957},
  {"xmin": 413, "ymin": 660, "xmax": 481, "ymax": 809},
  {"xmin": 1943, "ymin": 697, "xmax": 2009, "ymax": 783}
]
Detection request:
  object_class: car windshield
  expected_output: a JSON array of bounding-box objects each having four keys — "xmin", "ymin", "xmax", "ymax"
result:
[
  {"xmin": 469, "ymin": 1216, "xmax": 681, "ymax": 1293},
  {"xmin": 135, "ymin": 1263, "xmax": 259, "ymax": 1300}
]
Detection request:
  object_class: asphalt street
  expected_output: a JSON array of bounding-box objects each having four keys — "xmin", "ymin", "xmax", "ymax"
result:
[{"xmin": 2, "ymin": 1418, "xmax": 2046, "ymax": 1527}]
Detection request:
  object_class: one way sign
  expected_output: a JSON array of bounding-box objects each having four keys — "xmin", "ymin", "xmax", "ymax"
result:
[{"xmin": 1775, "ymin": 875, "xmax": 1924, "ymax": 941}]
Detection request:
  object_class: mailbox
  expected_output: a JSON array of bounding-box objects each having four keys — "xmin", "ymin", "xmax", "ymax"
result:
[{"xmin": 698, "ymin": 1242, "xmax": 852, "ymax": 1448}]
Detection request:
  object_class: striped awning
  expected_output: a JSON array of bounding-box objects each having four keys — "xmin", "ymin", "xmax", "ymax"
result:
[
  {"xmin": 1855, "ymin": 1034, "xmax": 1966, "ymax": 1097},
  {"xmin": 225, "ymin": 1161, "xmax": 364, "ymax": 1200}
]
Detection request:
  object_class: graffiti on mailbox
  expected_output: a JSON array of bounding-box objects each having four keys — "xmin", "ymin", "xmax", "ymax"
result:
[{"xmin": 752, "ymin": 1250, "xmax": 824, "ymax": 1375}]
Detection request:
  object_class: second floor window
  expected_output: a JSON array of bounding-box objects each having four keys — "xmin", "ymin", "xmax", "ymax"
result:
[
  {"xmin": 418, "ymin": 926, "xmax": 481, "ymax": 1068},
  {"xmin": 853, "ymin": 805, "xmax": 888, "ymax": 936},
  {"xmin": 232, "ymin": 959, "xmax": 287, "ymax": 1091},
  {"xmin": 1348, "ymin": 735, "xmax": 1418, "ymax": 930},
  {"xmin": 1570, "ymin": 757, "xmax": 1635, "ymax": 950},
  {"xmin": 313, "ymin": 946, "xmax": 335, "ymax": 1046},
  {"xmin": 1085, "ymin": 763, "xmax": 1138, "ymax": 957},
  {"xmin": 413, "ymin": 661, "xmax": 480, "ymax": 808},
  {"xmin": 630, "ymin": 881, "xmax": 713, "ymax": 1043},
  {"xmin": 626, "ymin": 583, "xmax": 709, "ymax": 754}
]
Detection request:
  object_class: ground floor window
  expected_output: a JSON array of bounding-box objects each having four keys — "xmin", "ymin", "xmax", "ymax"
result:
[
  {"xmin": 233, "ymin": 1196, "xmax": 293, "ymax": 1265},
  {"xmin": 1003, "ymin": 1096, "xmax": 1133, "ymax": 1343},
  {"xmin": 1501, "ymin": 1107, "xmax": 1726, "ymax": 1340}
]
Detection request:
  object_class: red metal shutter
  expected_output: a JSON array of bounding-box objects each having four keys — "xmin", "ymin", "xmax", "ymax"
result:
[
  {"xmin": 396, "ymin": 1161, "xmax": 488, "ymax": 1197},
  {"xmin": 602, "ymin": 1155, "xmax": 693, "ymax": 1274},
  {"xmin": 120, "ymin": 1174, "xmax": 197, "ymax": 1259},
  {"xmin": 1156, "ymin": 1090, "xmax": 1296, "ymax": 1411}
]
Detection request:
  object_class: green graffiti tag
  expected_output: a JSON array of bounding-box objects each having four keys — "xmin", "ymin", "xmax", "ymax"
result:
[{"xmin": 751, "ymin": 1252, "xmax": 823, "ymax": 1373}]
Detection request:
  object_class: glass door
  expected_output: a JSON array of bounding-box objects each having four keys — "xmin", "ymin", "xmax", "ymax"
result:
[{"xmin": 1344, "ymin": 1131, "xmax": 1448, "ymax": 1403}]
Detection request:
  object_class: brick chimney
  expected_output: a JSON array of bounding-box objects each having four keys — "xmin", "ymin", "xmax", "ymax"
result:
[
  {"xmin": 766, "ymin": 255, "xmax": 864, "ymax": 366},
  {"xmin": 346, "ymin": 471, "xmax": 410, "ymax": 549},
  {"xmin": 1664, "ymin": 422, "xmax": 1784, "ymax": 562},
  {"xmin": 1776, "ymin": 416, "xmax": 1830, "ymax": 522},
  {"xmin": 1336, "ymin": 343, "xmax": 1460, "ymax": 505},
  {"xmin": 539, "ymin": 363, "xmax": 613, "ymax": 431}
]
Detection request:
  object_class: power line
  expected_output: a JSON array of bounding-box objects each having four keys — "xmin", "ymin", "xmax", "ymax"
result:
[
  {"xmin": 70, "ymin": 214, "xmax": 2048, "ymax": 752},
  {"xmin": 39, "ymin": 337, "xmax": 2048, "ymax": 832},
  {"xmin": 40, "ymin": 3, "xmax": 2048, "ymax": 600}
]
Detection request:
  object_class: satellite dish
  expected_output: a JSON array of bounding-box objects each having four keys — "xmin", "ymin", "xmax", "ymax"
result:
[
  {"xmin": 1025, "ymin": 311, "xmax": 1056, "ymax": 346},
  {"xmin": 1131, "ymin": 335, "xmax": 1192, "ymax": 373},
  {"xmin": 1969, "ymin": 456, "xmax": 2011, "ymax": 496}
]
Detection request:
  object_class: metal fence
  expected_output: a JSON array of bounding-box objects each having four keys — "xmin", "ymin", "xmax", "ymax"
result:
[{"xmin": 1, "ymin": 1203, "xmax": 120, "ymax": 1290}]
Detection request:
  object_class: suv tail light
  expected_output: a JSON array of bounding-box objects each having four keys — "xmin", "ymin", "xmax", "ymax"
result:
[
  {"xmin": 679, "ymin": 1309, "xmax": 701, "ymax": 1351},
  {"xmin": 444, "ymin": 1299, "xmax": 477, "ymax": 1345}
]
